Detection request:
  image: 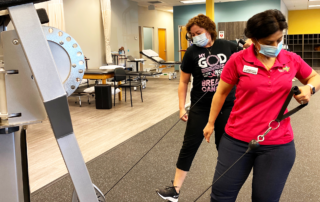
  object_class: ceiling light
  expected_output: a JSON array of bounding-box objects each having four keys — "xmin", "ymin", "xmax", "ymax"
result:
[
  {"xmin": 309, "ymin": 0, "xmax": 320, "ymax": 1},
  {"xmin": 309, "ymin": 5, "xmax": 320, "ymax": 7},
  {"xmin": 168, "ymin": 10, "xmax": 173, "ymax": 12},
  {"xmin": 148, "ymin": 1, "xmax": 162, "ymax": 3},
  {"xmin": 180, "ymin": 0, "xmax": 206, "ymax": 4}
]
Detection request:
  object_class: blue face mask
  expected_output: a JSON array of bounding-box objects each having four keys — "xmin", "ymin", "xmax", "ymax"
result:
[
  {"xmin": 193, "ymin": 33, "xmax": 209, "ymax": 47},
  {"xmin": 258, "ymin": 41, "xmax": 283, "ymax": 58}
]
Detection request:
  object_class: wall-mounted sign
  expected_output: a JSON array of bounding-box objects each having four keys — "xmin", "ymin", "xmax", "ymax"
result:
[{"xmin": 219, "ymin": 31, "xmax": 225, "ymax": 39}]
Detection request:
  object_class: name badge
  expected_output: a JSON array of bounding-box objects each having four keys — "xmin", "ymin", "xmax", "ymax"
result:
[{"xmin": 243, "ymin": 65, "xmax": 258, "ymax": 75}]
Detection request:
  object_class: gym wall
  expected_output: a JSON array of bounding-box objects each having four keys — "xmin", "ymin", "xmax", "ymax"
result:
[
  {"xmin": 64, "ymin": 0, "xmax": 140, "ymax": 68},
  {"xmin": 27, "ymin": 0, "xmax": 173, "ymax": 71},
  {"xmin": 280, "ymin": 0, "xmax": 289, "ymax": 22},
  {"xmin": 138, "ymin": 6, "xmax": 174, "ymax": 71},
  {"xmin": 288, "ymin": 9, "xmax": 320, "ymax": 35},
  {"xmin": 64, "ymin": 0, "xmax": 107, "ymax": 68},
  {"xmin": 173, "ymin": 4, "xmax": 206, "ymax": 71},
  {"xmin": 173, "ymin": 0, "xmax": 282, "ymax": 70},
  {"xmin": 9, "ymin": 0, "xmax": 140, "ymax": 68}
]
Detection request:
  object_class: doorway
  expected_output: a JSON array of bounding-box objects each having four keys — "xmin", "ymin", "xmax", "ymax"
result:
[
  {"xmin": 179, "ymin": 26, "xmax": 189, "ymax": 61},
  {"xmin": 143, "ymin": 27, "xmax": 154, "ymax": 50},
  {"xmin": 158, "ymin": 28, "xmax": 167, "ymax": 68}
]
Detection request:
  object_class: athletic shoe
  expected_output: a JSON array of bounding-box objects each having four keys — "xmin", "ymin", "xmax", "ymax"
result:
[{"xmin": 156, "ymin": 181, "xmax": 179, "ymax": 202}]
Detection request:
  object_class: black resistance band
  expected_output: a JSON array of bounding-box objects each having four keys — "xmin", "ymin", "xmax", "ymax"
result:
[
  {"xmin": 194, "ymin": 86, "xmax": 308, "ymax": 201},
  {"xmin": 276, "ymin": 86, "xmax": 308, "ymax": 122},
  {"xmin": 104, "ymin": 85, "xmax": 211, "ymax": 196},
  {"xmin": 103, "ymin": 42, "xmax": 243, "ymax": 196}
]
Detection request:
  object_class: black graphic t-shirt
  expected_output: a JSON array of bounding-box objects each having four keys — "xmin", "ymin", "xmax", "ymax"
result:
[{"xmin": 181, "ymin": 39, "xmax": 242, "ymax": 108}]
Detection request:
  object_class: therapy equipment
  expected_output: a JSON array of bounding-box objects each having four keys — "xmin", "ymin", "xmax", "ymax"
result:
[
  {"xmin": 0, "ymin": 1, "xmax": 104, "ymax": 202},
  {"xmin": 127, "ymin": 55, "xmax": 146, "ymax": 72},
  {"xmin": 126, "ymin": 56, "xmax": 162, "ymax": 90},
  {"xmin": 111, "ymin": 52, "xmax": 127, "ymax": 67},
  {"xmin": 74, "ymin": 69, "xmax": 122, "ymax": 107},
  {"xmin": 140, "ymin": 49, "xmax": 181, "ymax": 80},
  {"xmin": 100, "ymin": 65, "xmax": 125, "ymax": 70},
  {"xmin": 100, "ymin": 63, "xmax": 161, "ymax": 90}
]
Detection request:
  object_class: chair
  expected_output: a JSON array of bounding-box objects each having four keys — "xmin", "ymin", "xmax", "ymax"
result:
[
  {"xmin": 113, "ymin": 68, "xmax": 143, "ymax": 107},
  {"xmin": 71, "ymin": 81, "xmax": 121, "ymax": 107},
  {"xmin": 70, "ymin": 79, "xmax": 95, "ymax": 107}
]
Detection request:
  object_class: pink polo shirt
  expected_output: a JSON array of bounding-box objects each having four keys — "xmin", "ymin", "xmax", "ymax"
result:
[{"xmin": 221, "ymin": 45, "xmax": 312, "ymax": 145}]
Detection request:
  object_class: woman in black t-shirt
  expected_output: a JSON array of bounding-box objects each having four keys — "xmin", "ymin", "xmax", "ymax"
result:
[{"xmin": 156, "ymin": 14, "xmax": 244, "ymax": 202}]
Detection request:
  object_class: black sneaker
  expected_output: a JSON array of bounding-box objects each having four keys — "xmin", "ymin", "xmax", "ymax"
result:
[{"xmin": 156, "ymin": 181, "xmax": 179, "ymax": 202}]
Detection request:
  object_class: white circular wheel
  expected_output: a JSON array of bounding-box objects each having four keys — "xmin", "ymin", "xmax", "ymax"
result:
[{"xmin": 43, "ymin": 26, "xmax": 85, "ymax": 96}]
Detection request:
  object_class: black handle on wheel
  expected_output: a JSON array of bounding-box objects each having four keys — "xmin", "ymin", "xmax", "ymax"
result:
[{"xmin": 292, "ymin": 86, "xmax": 301, "ymax": 96}]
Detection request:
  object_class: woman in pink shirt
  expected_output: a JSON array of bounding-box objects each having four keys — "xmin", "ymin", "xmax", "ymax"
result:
[{"xmin": 203, "ymin": 10, "xmax": 320, "ymax": 202}]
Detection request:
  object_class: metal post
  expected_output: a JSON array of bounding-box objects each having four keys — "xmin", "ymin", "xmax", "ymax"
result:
[
  {"xmin": 0, "ymin": 66, "xmax": 8, "ymax": 122},
  {"xmin": 0, "ymin": 127, "xmax": 25, "ymax": 202},
  {"xmin": 8, "ymin": 3, "xmax": 98, "ymax": 202}
]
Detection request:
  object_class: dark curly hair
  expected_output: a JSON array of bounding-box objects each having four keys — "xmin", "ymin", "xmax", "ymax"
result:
[
  {"xmin": 245, "ymin": 9, "xmax": 288, "ymax": 40},
  {"xmin": 186, "ymin": 14, "xmax": 217, "ymax": 41}
]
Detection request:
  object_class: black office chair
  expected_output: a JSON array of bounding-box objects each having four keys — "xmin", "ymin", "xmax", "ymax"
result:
[{"xmin": 113, "ymin": 68, "xmax": 143, "ymax": 107}]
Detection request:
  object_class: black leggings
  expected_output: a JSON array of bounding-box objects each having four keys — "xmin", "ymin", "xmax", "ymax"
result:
[
  {"xmin": 211, "ymin": 134, "xmax": 296, "ymax": 202},
  {"xmin": 176, "ymin": 105, "xmax": 232, "ymax": 172}
]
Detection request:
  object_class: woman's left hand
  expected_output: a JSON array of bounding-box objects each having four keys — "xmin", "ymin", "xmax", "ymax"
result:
[{"xmin": 294, "ymin": 86, "xmax": 311, "ymax": 105}]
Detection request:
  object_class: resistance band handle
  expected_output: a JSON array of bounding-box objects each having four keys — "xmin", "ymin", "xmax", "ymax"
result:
[
  {"xmin": 276, "ymin": 86, "xmax": 308, "ymax": 122},
  {"xmin": 293, "ymin": 86, "xmax": 301, "ymax": 96}
]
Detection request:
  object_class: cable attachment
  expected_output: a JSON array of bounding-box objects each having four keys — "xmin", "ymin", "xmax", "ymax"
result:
[{"xmin": 248, "ymin": 120, "xmax": 280, "ymax": 150}]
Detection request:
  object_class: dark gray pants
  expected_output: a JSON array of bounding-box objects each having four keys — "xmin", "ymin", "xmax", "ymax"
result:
[
  {"xmin": 211, "ymin": 134, "xmax": 296, "ymax": 202},
  {"xmin": 176, "ymin": 105, "xmax": 232, "ymax": 172}
]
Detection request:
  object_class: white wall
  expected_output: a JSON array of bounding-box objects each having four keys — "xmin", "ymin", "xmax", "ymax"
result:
[
  {"xmin": 35, "ymin": 1, "xmax": 48, "ymax": 10},
  {"xmin": 138, "ymin": 7, "xmax": 174, "ymax": 70},
  {"xmin": 64, "ymin": 0, "xmax": 140, "ymax": 68},
  {"xmin": 110, "ymin": 0, "xmax": 140, "ymax": 64},
  {"xmin": 63, "ymin": 0, "xmax": 105, "ymax": 68},
  {"xmin": 23, "ymin": 0, "xmax": 139, "ymax": 68},
  {"xmin": 281, "ymin": 0, "xmax": 289, "ymax": 22},
  {"xmin": 59, "ymin": 0, "xmax": 140, "ymax": 68},
  {"xmin": 8, "ymin": 0, "xmax": 174, "ymax": 70}
]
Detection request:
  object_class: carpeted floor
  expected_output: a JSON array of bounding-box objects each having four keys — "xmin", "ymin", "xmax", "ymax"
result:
[{"xmin": 31, "ymin": 81, "xmax": 320, "ymax": 202}]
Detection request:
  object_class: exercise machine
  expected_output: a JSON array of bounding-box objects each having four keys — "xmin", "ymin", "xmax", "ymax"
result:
[
  {"xmin": 0, "ymin": 1, "xmax": 105, "ymax": 201},
  {"xmin": 140, "ymin": 49, "xmax": 181, "ymax": 80}
]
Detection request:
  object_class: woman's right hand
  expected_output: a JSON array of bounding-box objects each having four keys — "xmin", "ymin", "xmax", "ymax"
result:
[{"xmin": 180, "ymin": 109, "xmax": 188, "ymax": 122}]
